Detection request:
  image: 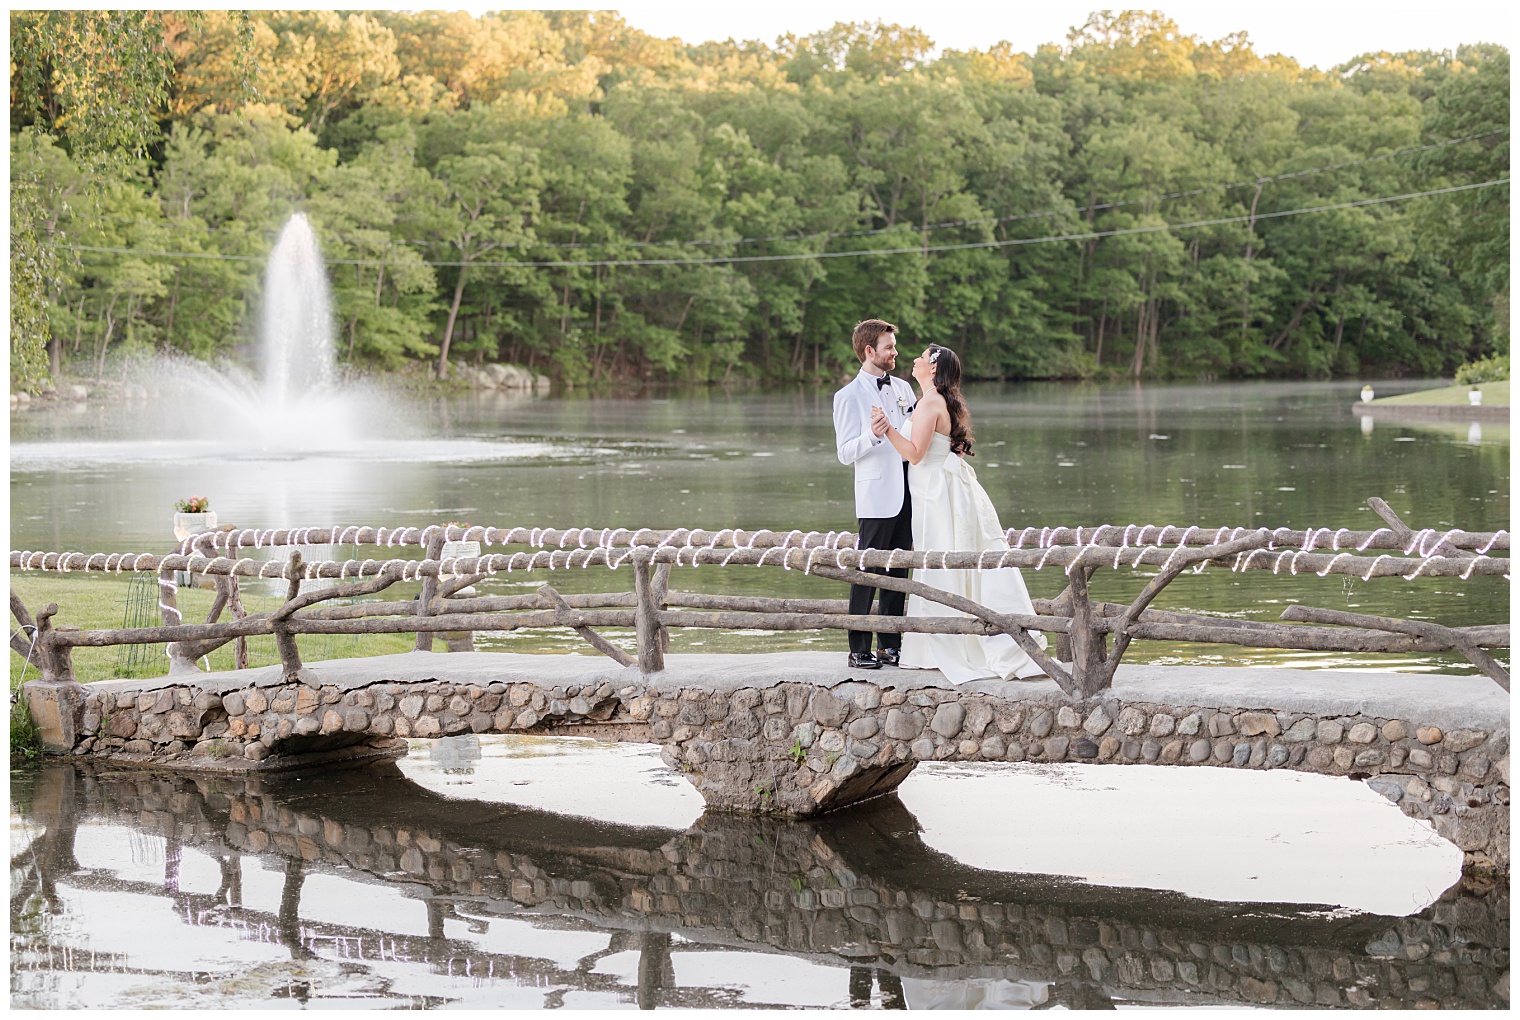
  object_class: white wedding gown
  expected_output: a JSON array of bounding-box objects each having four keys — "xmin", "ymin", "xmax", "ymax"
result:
[{"xmin": 897, "ymin": 421, "xmax": 1047, "ymax": 683}]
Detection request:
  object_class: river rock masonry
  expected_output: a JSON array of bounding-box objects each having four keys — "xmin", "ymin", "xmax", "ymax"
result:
[{"xmin": 27, "ymin": 658, "xmax": 1509, "ymax": 874}]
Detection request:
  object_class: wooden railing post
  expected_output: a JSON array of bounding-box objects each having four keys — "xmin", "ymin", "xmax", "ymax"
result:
[
  {"xmin": 633, "ymin": 548, "xmax": 665, "ymax": 674},
  {"xmin": 159, "ymin": 566, "xmax": 201, "ymax": 673},
  {"xmin": 157, "ymin": 567, "xmax": 180, "ymax": 628},
  {"xmin": 33, "ymin": 603, "xmax": 75, "ymax": 684},
  {"xmin": 273, "ymin": 551, "xmax": 304, "ymax": 679},
  {"xmin": 1050, "ymin": 585, "xmax": 1074, "ymax": 663},
  {"xmin": 415, "ymin": 532, "xmax": 445, "ymax": 652},
  {"xmin": 652, "ymin": 562, "xmax": 672, "ymax": 654},
  {"xmin": 227, "ymin": 575, "xmax": 249, "ymax": 670},
  {"xmin": 1067, "ymin": 565, "xmax": 1109, "ymax": 697},
  {"xmin": 19, "ymin": 602, "xmax": 87, "ymax": 754}
]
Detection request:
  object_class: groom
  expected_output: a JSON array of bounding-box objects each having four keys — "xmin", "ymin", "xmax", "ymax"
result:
[{"xmin": 832, "ymin": 318, "xmax": 915, "ymax": 669}]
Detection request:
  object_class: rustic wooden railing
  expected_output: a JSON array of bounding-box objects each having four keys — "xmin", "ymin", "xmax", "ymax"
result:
[{"xmin": 10, "ymin": 498, "xmax": 1509, "ymax": 697}]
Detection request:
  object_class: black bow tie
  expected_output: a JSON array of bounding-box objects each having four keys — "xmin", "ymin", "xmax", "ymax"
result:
[{"xmin": 876, "ymin": 375, "xmax": 892, "ymax": 389}]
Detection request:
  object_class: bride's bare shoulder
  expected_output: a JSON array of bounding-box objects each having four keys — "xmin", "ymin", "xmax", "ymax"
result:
[
  {"xmin": 913, "ymin": 392, "xmax": 950, "ymax": 434},
  {"xmin": 918, "ymin": 393, "xmax": 948, "ymax": 419}
]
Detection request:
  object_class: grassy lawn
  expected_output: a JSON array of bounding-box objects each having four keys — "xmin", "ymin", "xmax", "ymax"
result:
[
  {"xmin": 1370, "ymin": 380, "xmax": 1509, "ymax": 406},
  {"xmin": 9, "ymin": 572, "xmax": 420, "ymax": 688}
]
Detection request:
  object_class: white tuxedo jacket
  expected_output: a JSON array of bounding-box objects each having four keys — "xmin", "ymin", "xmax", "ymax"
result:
[{"xmin": 833, "ymin": 370, "xmax": 915, "ymax": 519}]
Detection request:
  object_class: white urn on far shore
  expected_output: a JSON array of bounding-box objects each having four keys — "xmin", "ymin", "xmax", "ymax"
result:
[
  {"xmin": 1360, "ymin": 385, "xmax": 1375, "ymax": 403},
  {"xmin": 1469, "ymin": 388, "xmax": 1483, "ymax": 406},
  {"xmin": 173, "ymin": 497, "xmax": 217, "ymax": 543}
]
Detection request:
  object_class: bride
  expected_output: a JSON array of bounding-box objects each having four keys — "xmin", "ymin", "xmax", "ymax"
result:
[{"xmin": 871, "ymin": 344, "xmax": 1047, "ymax": 683}]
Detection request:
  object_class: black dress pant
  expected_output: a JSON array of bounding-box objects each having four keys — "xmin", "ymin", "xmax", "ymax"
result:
[{"xmin": 849, "ymin": 464, "xmax": 913, "ymax": 655}]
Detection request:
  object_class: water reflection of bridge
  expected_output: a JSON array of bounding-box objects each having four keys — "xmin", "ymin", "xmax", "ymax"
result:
[
  {"xmin": 13, "ymin": 762, "xmax": 1506, "ymax": 1009},
  {"xmin": 20, "ymin": 868, "xmax": 732, "ymax": 1009}
]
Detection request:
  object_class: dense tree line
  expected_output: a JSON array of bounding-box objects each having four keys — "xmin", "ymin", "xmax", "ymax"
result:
[{"xmin": 9, "ymin": 10, "xmax": 1510, "ymax": 391}]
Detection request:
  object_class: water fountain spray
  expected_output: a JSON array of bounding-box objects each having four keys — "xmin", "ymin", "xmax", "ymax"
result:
[{"xmin": 258, "ymin": 212, "xmax": 336, "ymax": 412}]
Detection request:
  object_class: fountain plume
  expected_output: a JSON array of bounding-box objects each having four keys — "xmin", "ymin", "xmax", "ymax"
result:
[
  {"xmin": 124, "ymin": 212, "xmax": 389, "ymax": 452},
  {"xmin": 258, "ymin": 213, "xmax": 335, "ymax": 411}
]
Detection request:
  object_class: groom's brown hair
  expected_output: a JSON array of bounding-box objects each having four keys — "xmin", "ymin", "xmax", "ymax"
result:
[{"xmin": 851, "ymin": 318, "xmax": 897, "ymax": 360}]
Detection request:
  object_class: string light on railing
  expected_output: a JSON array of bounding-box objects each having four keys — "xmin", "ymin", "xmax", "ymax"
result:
[
  {"xmin": 10, "ymin": 531, "xmax": 1510, "ymax": 584},
  {"xmin": 163, "ymin": 522, "xmax": 1508, "ymax": 561},
  {"xmin": 157, "ymin": 570, "xmax": 180, "ymax": 628}
]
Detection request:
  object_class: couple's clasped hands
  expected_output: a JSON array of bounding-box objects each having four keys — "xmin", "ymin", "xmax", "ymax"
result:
[{"xmin": 870, "ymin": 403, "xmax": 898, "ymax": 438}]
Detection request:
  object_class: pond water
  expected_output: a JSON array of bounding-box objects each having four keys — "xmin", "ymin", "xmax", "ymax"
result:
[
  {"xmin": 10, "ymin": 742, "xmax": 1507, "ymax": 1010},
  {"xmin": 10, "ymin": 379, "xmax": 1509, "ymax": 668},
  {"xmin": 9, "ymin": 379, "xmax": 1510, "ymax": 1009}
]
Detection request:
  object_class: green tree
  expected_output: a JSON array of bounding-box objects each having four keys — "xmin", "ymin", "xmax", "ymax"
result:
[
  {"xmin": 779, "ymin": 20, "xmax": 935, "ymax": 83},
  {"xmin": 11, "ymin": 10, "xmax": 1508, "ymax": 388},
  {"xmin": 261, "ymin": 11, "xmax": 401, "ymax": 134},
  {"xmin": 308, "ymin": 127, "xmax": 440, "ymax": 366},
  {"xmin": 9, "ymin": 11, "xmax": 179, "ymax": 391},
  {"xmin": 424, "ymin": 122, "xmax": 543, "ymax": 378},
  {"xmin": 1418, "ymin": 47, "xmax": 1510, "ymax": 337}
]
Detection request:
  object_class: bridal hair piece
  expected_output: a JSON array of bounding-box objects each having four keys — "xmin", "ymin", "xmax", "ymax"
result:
[{"xmin": 927, "ymin": 344, "xmax": 975, "ymax": 456}]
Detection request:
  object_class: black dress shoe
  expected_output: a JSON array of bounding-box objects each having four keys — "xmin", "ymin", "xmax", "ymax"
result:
[
  {"xmin": 875, "ymin": 647, "xmax": 901, "ymax": 667},
  {"xmin": 847, "ymin": 651, "xmax": 882, "ymax": 669}
]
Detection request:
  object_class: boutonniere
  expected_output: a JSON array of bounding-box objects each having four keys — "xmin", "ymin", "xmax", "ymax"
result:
[{"xmin": 896, "ymin": 394, "xmax": 910, "ymax": 413}]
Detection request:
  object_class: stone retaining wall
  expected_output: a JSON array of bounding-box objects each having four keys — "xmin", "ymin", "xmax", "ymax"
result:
[{"xmin": 38, "ymin": 663, "xmax": 1509, "ymax": 872}]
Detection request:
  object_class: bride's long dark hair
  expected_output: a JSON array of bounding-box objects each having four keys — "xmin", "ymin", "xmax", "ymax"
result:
[{"xmin": 927, "ymin": 344, "xmax": 974, "ymax": 456}]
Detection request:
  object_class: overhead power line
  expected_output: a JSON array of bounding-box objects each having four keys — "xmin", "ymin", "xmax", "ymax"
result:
[
  {"xmin": 74, "ymin": 128, "xmax": 1508, "ymax": 252},
  {"xmin": 49, "ymin": 178, "xmax": 1508, "ymax": 270}
]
